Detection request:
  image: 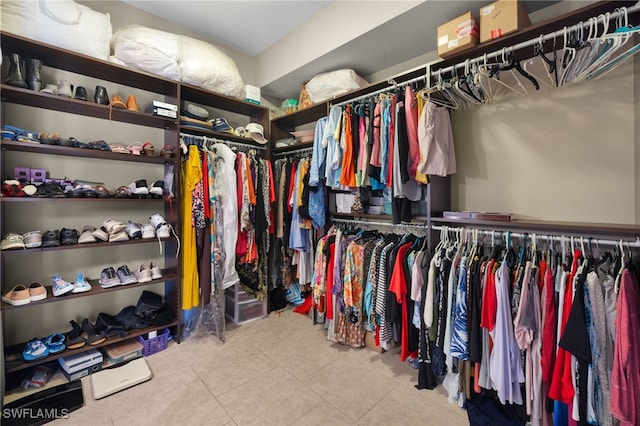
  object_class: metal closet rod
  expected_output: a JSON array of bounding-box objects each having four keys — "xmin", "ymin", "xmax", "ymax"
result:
[
  {"xmin": 330, "ymin": 74, "xmax": 428, "ymax": 108},
  {"xmin": 179, "ymin": 132, "xmax": 267, "ymax": 151},
  {"xmin": 433, "ymin": 1, "xmax": 640, "ymax": 78},
  {"xmin": 272, "ymin": 146, "xmax": 314, "ymax": 157},
  {"xmin": 431, "ymin": 225, "xmax": 640, "ymax": 247},
  {"xmin": 332, "ymin": 217, "xmax": 428, "ymax": 229}
]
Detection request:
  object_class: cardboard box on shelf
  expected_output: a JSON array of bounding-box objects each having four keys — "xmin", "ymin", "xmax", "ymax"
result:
[
  {"xmin": 437, "ymin": 12, "xmax": 479, "ymax": 59},
  {"xmin": 480, "ymin": 0, "xmax": 531, "ymax": 43}
]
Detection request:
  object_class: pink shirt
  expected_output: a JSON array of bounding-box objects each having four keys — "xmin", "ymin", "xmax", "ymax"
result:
[
  {"xmin": 611, "ymin": 268, "xmax": 640, "ymax": 426},
  {"xmin": 404, "ymin": 86, "xmax": 420, "ymax": 178}
]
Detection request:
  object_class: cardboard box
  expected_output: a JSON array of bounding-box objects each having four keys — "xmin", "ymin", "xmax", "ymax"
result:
[
  {"xmin": 437, "ymin": 12, "xmax": 479, "ymax": 58},
  {"xmin": 480, "ymin": 0, "xmax": 531, "ymax": 43},
  {"xmin": 58, "ymin": 349, "xmax": 103, "ymax": 381},
  {"xmin": 245, "ymin": 84, "xmax": 261, "ymax": 105},
  {"xmin": 365, "ymin": 331, "xmax": 384, "ymax": 353}
]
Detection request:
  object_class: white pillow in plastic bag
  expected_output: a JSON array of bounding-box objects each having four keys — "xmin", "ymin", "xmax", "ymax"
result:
[
  {"xmin": 0, "ymin": 0, "xmax": 112, "ymax": 60},
  {"xmin": 178, "ymin": 35, "xmax": 244, "ymax": 99},
  {"xmin": 111, "ymin": 26, "xmax": 181, "ymax": 82},
  {"xmin": 110, "ymin": 25, "xmax": 245, "ymax": 98},
  {"xmin": 306, "ymin": 69, "xmax": 369, "ymax": 103}
]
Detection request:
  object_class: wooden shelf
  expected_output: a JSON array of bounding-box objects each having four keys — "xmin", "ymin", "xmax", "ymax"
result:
[
  {"xmin": 1, "ymin": 197, "xmax": 167, "ymax": 203},
  {"xmin": 1, "ymin": 31, "xmax": 178, "ymax": 95},
  {"xmin": 1, "ymin": 237, "xmax": 174, "ymax": 256},
  {"xmin": 1, "ymin": 85, "xmax": 177, "ymax": 130},
  {"xmin": 270, "ymin": 102, "xmax": 328, "ymax": 128},
  {"xmin": 431, "ymin": 216, "xmax": 640, "ymax": 237},
  {"xmin": 178, "ymin": 126, "xmax": 267, "ymax": 147},
  {"xmin": 180, "ymin": 83, "xmax": 269, "ymax": 125},
  {"xmin": 0, "ymin": 139, "xmax": 175, "ymax": 164},
  {"xmin": 432, "ymin": 1, "xmax": 635, "ymax": 73},
  {"xmin": 5, "ymin": 321, "xmax": 178, "ymax": 373},
  {"xmin": 272, "ymin": 141, "xmax": 314, "ymax": 154},
  {"xmin": 1, "ymin": 269, "xmax": 178, "ymax": 311}
]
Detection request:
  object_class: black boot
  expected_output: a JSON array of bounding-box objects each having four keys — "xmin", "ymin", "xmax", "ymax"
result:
[
  {"xmin": 1, "ymin": 56, "xmax": 9, "ymax": 84},
  {"xmin": 26, "ymin": 58, "xmax": 42, "ymax": 91},
  {"xmin": 5, "ymin": 53, "xmax": 27, "ymax": 88}
]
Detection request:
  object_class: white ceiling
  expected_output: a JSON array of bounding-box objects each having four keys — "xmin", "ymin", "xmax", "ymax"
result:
[{"xmin": 121, "ymin": 0, "xmax": 332, "ymax": 56}]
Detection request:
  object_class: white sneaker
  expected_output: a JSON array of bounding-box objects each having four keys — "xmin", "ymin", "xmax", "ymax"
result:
[
  {"xmin": 157, "ymin": 224, "xmax": 170, "ymax": 239},
  {"xmin": 72, "ymin": 273, "xmax": 92, "ymax": 293},
  {"xmin": 148, "ymin": 180, "xmax": 164, "ymax": 198},
  {"xmin": 141, "ymin": 223, "xmax": 155, "ymax": 239},
  {"xmin": 52, "ymin": 275, "xmax": 74, "ymax": 297},
  {"xmin": 127, "ymin": 179, "xmax": 149, "ymax": 198},
  {"xmin": 149, "ymin": 213, "xmax": 167, "ymax": 229},
  {"xmin": 149, "ymin": 261, "xmax": 162, "ymax": 280},
  {"xmin": 135, "ymin": 264, "xmax": 152, "ymax": 283},
  {"xmin": 125, "ymin": 221, "xmax": 142, "ymax": 239}
]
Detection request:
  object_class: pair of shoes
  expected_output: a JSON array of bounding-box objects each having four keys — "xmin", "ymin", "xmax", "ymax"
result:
[
  {"xmin": 42, "ymin": 228, "xmax": 79, "ymax": 246},
  {"xmin": 2, "ymin": 179, "xmax": 35, "ymax": 197},
  {"xmin": 2, "ymin": 282, "xmax": 46, "ymax": 306},
  {"xmin": 149, "ymin": 213, "xmax": 171, "ymax": 239},
  {"xmin": 110, "ymin": 95, "xmax": 139, "ymax": 111},
  {"xmin": 52, "ymin": 275, "xmax": 74, "ymax": 297},
  {"xmin": 23, "ymin": 231, "xmax": 42, "ymax": 248},
  {"xmin": 95, "ymin": 218, "xmax": 128, "ymax": 243},
  {"xmin": 123, "ymin": 179, "xmax": 164, "ymax": 199},
  {"xmin": 99, "ymin": 265, "xmax": 137, "ymax": 288},
  {"xmin": 65, "ymin": 184, "xmax": 96, "ymax": 198},
  {"xmin": 23, "ymin": 339, "xmax": 49, "ymax": 361},
  {"xmin": 1, "ymin": 233, "xmax": 25, "ymax": 250},
  {"xmin": 38, "ymin": 132, "xmax": 62, "ymax": 145},
  {"xmin": 33, "ymin": 182, "xmax": 65, "ymax": 198},
  {"xmin": 78, "ymin": 226, "xmax": 97, "ymax": 244},
  {"xmin": 72, "ymin": 273, "xmax": 92, "ymax": 293},
  {"xmin": 134, "ymin": 262, "xmax": 162, "ymax": 283},
  {"xmin": 65, "ymin": 319, "xmax": 106, "ymax": 347}
]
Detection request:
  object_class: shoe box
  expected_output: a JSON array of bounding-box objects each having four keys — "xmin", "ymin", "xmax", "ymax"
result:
[
  {"xmin": 58, "ymin": 349, "xmax": 103, "ymax": 382},
  {"xmin": 148, "ymin": 100, "xmax": 177, "ymax": 119},
  {"xmin": 101, "ymin": 339, "xmax": 144, "ymax": 368}
]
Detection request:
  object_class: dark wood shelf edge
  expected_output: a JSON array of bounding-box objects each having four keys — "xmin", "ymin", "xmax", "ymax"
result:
[
  {"xmin": 1, "ymin": 85, "xmax": 177, "ymax": 130},
  {"xmin": 1, "ymin": 237, "xmax": 175, "ymax": 255},
  {"xmin": 180, "ymin": 83, "xmax": 269, "ymax": 115},
  {"xmin": 332, "ymin": 213, "xmax": 429, "ymax": 222},
  {"xmin": 328, "ymin": 68, "xmax": 427, "ymax": 106},
  {"xmin": 5, "ymin": 321, "xmax": 179, "ymax": 374},
  {"xmin": 431, "ymin": 217, "xmax": 640, "ymax": 237},
  {"xmin": 178, "ymin": 127, "xmax": 267, "ymax": 147},
  {"xmin": 0, "ymin": 140, "xmax": 175, "ymax": 164},
  {"xmin": 272, "ymin": 141, "xmax": 314, "ymax": 154},
  {"xmin": 1, "ymin": 197, "xmax": 168, "ymax": 203},
  {"xmin": 270, "ymin": 102, "xmax": 328, "ymax": 126},
  {"xmin": 1, "ymin": 270, "xmax": 178, "ymax": 311}
]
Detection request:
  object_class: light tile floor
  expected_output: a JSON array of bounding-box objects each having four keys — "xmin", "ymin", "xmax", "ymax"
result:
[{"xmin": 53, "ymin": 310, "xmax": 469, "ymax": 426}]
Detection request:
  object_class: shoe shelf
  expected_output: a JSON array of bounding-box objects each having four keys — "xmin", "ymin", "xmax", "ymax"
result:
[
  {"xmin": 0, "ymin": 140, "xmax": 176, "ymax": 164},
  {"xmin": 1, "ymin": 197, "xmax": 168, "ymax": 203},
  {"xmin": 180, "ymin": 83, "xmax": 269, "ymax": 121},
  {"xmin": 179, "ymin": 126, "xmax": 267, "ymax": 147},
  {"xmin": 4, "ymin": 320, "xmax": 178, "ymax": 374},
  {"xmin": 0, "ymin": 237, "xmax": 175, "ymax": 256},
  {"xmin": 1, "ymin": 85, "xmax": 177, "ymax": 130},
  {"xmin": 272, "ymin": 141, "xmax": 314, "ymax": 155},
  {"xmin": 1, "ymin": 31, "xmax": 177, "ymax": 96},
  {"xmin": 1, "ymin": 269, "xmax": 178, "ymax": 312}
]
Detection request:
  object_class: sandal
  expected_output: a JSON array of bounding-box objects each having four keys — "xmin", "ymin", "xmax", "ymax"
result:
[
  {"xmin": 95, "ymin": 184, "xmax": 111, "ymax": 198},
  {"xmin": 160, "ymin": 145, "xmax": 176, "ymax": 159},
  {"xmin": 128, "ymin": 142, "xmax": 143, "ymax": 155},
  {"xmin": 114, "ymin": 185, "xmax": 131, "ymax": 199},
  {"xmin": 81, "ymin": 318, "xmax": 106, "ymax": 345},
  {"xmin": 89, "ymin": 140, "xmax": 111, "ymax": 151},
  {"xmin": 43, "ymin": 333, "xmax": 66, "ymax": 354},
  {"xmin": 23, "ymin": 339, "xmax": 49, "ymax": 362},
  {"xmin": 109, "ymin": 143, "xmax": 129, "ymax": 154},
  {"xmin": 142, "ymin": 141, "xmax": 155, "ymax": 156},
  {"xmin": 64, "ymin": 320, "xmax": 86, "ymax": 350}
]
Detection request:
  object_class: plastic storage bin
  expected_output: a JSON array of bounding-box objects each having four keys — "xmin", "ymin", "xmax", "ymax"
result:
[
  {"xmin": 225, "ymin": 284, "xmax": 267, "ymax": 324},
  {"xmin": 136, "ymin": 328, "xmax": 170, "ymax": 356}
]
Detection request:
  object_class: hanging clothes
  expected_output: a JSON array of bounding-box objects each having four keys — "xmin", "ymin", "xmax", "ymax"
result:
[{"xmin": 180, "ymin": 144, "xmax": 201, "ymax": 310}]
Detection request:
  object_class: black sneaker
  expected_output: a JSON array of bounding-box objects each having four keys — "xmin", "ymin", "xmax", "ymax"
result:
[
  {"xmin": 60, "ymin": 228, "xmax": 79, "ymax": 245},
  {"xmin": 117, "ymin": 265, "xmax": 138, "ymax": 285},
  {"xmin": 41, "ymin": 229, "xmax": 60, "ymax": 247}
]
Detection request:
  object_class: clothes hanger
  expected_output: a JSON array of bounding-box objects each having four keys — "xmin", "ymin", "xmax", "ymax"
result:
[
  {"xmin": 588, "ymin": 8, "xmax": 640, "ymax": 80},
  {"xmin": 499, "ymin": 47, "xmax": 540, "ymax": 91},
  {"xmin": 488, "ymin": 48, "xmax": 529, "ymax": 97},
  {"xmin": 523, "ymin": 34, "xmax": 557, "ymax": 89}
]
